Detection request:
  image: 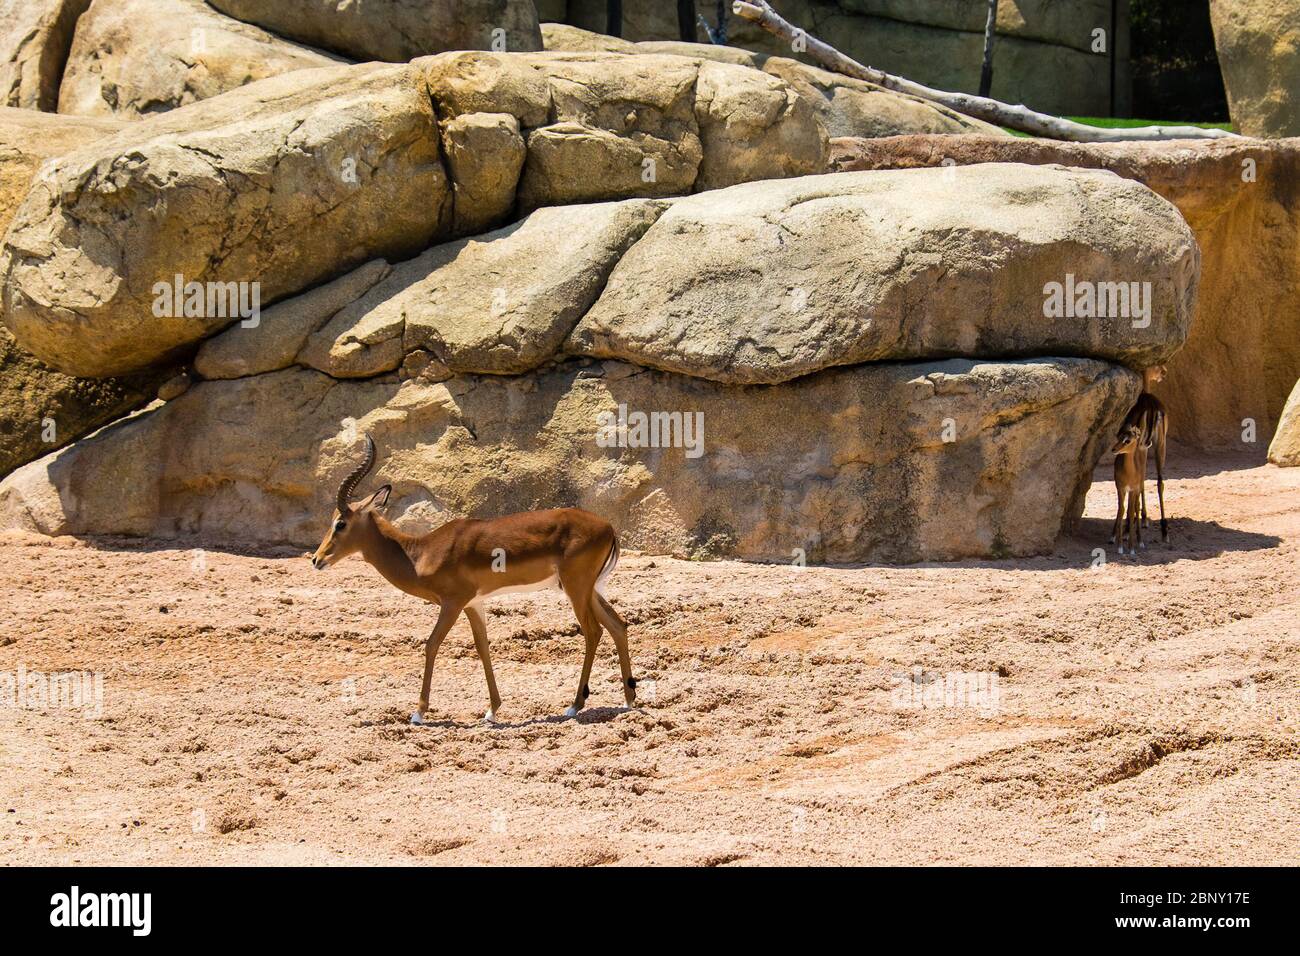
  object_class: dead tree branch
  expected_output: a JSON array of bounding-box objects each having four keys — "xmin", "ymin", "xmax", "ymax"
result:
[{"xmin": 732, "ymin": 1, "xmax": 1237, "ymax": 142}]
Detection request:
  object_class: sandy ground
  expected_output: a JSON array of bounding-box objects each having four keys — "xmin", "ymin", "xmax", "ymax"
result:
[{"xmin": 1, "ymin": 448, "xmax": 1297, "ymax": 866}]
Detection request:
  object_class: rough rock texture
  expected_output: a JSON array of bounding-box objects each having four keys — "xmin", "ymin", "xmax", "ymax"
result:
[
  {"xmin": 693, "ymin": 59, "xmax": 826, "ymax": 190},
  {"xmin": 541, "ymin": 22, "xmax": 637, "ymax": 54},
  {"xmin": 569, "ymin": 166, "xmax": 1197, "ymax": 384},
  {"xmin": 0, "ymin": 106, "xmax": 121, "ymax": 230},
  {"xmin": 195, "ymin": 259, "xmax": 392, "ymax": 380},
  {"xmin": 558, "ymin": 0, "xmax": 1117, "ymax": 116},
  {"xmin": 637, "ymin": 40, "xmax": 763, "ymax": 67},
  {"xmin": 58, "ymin": 0, "xmax": 340, "ymax": 119},
  {"xmin": 760, "ymin": 57, "xmax": 1007, "ymax": 139},
  {"xmin": 541, "ymin": 25, "xmax": 1008, "ymax": 140},
  {"xmin": 829, "ymin": 134, "xmax": 1300, "ymax": 450},
  {"xmin": 0, "ymin": 0, "xmax": 90, "ymax": 111},
  {"xmin": 0, "ymin": 358, "xmax": 1139, "ymax": 562},
  {"xmin": 0, "ymin": 327, "xmax": 159, "ymax": 477},
  {"xmin": 298, "ymin": 200, "xmax": 666, "ymax": 379},
  {"xmin": 1, "ymin": 62, "xmax": 450, "ymax": 378},
  {"xmin": 441, "ymin": 112, "xmax": 527, "ymax": 235},
  {"xmin": 5, "ymin": 53, "xmax": 835, "ymax": 379},
  {"xmin": 0, "ymin": 107, "xmax": 163, "ymax": 477},
  {"xmin": 1210, "ymin": 0, "xmax": 1300, "ymax": 138},
  {"xmin": 1267, "ymin": 379, "xmax": 1300, "ymax": 466},
  {"xmin": 421, "ymin": 51, "xmax": 826, "ymax": 211},
  {"xmin": 207, "ymin": 0, "xmax": 543, "ymax": 62}
]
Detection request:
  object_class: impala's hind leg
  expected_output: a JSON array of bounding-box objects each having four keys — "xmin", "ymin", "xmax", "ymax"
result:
[
  {"xmin": 593, "ymin": 593, "xmax": 635, "ymax": 707},
  {"xmin": 562, "ymin": 579, "xmax": 602, "ymax": 717},
  {"xmin": 464, "ymin": 603, "xmax": 501, "ymax": 722}
]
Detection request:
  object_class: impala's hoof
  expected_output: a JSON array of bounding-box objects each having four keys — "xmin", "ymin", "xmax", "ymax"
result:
[
  {"xmin": 484, "ymin": 709, "xmax": 496, "ymax": 723},
  {"xmin": 410, "ymin": 711, "xmax": 424, "ymax": 726},
  {"xmin": 563, "ymin": 706, "xmax": 579, "ymax": 718}
]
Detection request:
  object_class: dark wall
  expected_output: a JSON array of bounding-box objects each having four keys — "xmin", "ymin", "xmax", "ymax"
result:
[{"xmin": 1129, "ymin": 0, "xmax": 1229, "ymax": 121}]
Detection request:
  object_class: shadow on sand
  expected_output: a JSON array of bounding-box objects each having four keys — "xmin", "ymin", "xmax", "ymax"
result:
[{"xmin": 406, "ymin": 705, "xmax": 640, "ymax": 732}]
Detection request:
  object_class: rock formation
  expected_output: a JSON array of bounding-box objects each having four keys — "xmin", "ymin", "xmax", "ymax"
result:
[
  {"xmin": 1267, "ymin": 379, "xmax": 1300, "ymax": 466},
  {"xmin": 0, "ymin": 0, "xmax": 90, "ymax": 111},
  {"xmin": 0, "ymin": 14, "xmax": 1217, "ymax": 563},
  {"xmin": 1, "ymin": 159, "xmax": 1190, "ymax": 559},
  {"xmin": 0, "ymin": 107, "xmax": 164, "ymax": 475},
  {"xmin": 1, "ymin": 52, "xmax": 828, "ymax": 377},
  {"xmin": 206, "ymin": 0, "xmax": 544, "ymax": 61},
  {"xmin": 0, "ymin": 357, "xmax": 1136, "ymax": 562},
  {"xmin": 830, "ymin": 133, "xmax": 1300, "ymax": 451},
  {"xmin": 541, "ymin": 24, "xmax": 1009, "ymax": 140},
  {"xmin": 1210, "ymin": 0, "xmax": 1300, "ymax": 138},
  {"xmin": 58, "ymin": 0, "xmax": 340, "ymax": 119},
  {"xmin": 568, "ymin": 166, "xmax": 1196, "ymax": 384}
]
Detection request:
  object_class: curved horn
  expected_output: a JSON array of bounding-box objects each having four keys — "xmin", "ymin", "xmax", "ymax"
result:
[{"xmin": 336, "ymin": 434, "xmax": 376, "ymax": 514}]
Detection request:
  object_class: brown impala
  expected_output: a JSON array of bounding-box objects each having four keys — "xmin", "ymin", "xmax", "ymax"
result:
[{"xmin": 311, "ymin": 435, "xmax": 636, "ymax": 725}]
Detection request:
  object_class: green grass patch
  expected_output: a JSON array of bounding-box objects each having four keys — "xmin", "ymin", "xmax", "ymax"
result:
[
  {"xmin": 1002, "ymin": 116, "xmax": 1233, "ymax": 137},
  {"xmin": 1067, "ymin": 116, "xmax": 1233, "ymax": 131}
]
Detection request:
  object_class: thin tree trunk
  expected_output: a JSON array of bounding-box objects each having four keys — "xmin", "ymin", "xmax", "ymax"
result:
[
  {"xmin": 978, "ymin": 0, "xmax": 997, "ymax": 98},
  {"xmin": 731, "ymin": 1, "xmax": 1235, "ymax": 141},
  {"xmin": 607, "ymin": 0, "xmax": 623, "ymax": 39},
  {"xmin": 678, "ymin": 1, "xmax": 697, "ymax": 42}
]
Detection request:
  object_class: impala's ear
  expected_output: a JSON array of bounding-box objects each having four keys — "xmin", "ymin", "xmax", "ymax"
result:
[{"xmin": 359, "ymin": 485, "xmax": 391, "ymax": 512}]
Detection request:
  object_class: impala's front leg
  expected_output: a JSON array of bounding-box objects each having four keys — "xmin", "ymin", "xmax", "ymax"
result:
[{"xmin": 411, "ymin": 601, "xmax": 464, "ymax": 725}]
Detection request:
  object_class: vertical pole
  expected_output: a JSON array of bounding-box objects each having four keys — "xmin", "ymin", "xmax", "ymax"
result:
[
  {"xmin": 978, "ymin": 0, "xmax": 997, "ymax": 98},
  {"xmin": 678, "ymin": 1, "xmax": 698, "ymax": 42}
]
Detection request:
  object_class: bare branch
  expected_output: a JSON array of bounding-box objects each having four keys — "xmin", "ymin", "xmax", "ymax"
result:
[{"xmin": 732, "ymin": 1, "xmax": 1237, "ymax": 142}]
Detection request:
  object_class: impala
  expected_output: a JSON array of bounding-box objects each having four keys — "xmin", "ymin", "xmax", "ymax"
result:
[
  {"xmin": 1111, "ymin": 421, "xmax": 1148, "ymax": 554},
  {"xmin": 310, "ymin": 435, "xmax": 636, "ymax": 725},
  {"xmin": 1120, "ymin": 364, "xmax": 1170, "ymax": 542}
]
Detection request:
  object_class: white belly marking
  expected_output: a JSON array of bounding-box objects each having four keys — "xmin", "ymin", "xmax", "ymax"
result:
[{"xmin": 474, "ymin": 572, "xmax": 561, "ymax": 602}]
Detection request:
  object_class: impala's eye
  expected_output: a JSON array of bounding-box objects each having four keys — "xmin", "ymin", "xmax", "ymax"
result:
[{"xmin": 334, "ymin": 520, "xmax": 346, "ymax": 532}]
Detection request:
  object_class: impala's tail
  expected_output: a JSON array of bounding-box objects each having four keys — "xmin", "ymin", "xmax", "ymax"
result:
[{"xmin": 595, "ymin": 536, "xmax": 620, "ymax": 596}]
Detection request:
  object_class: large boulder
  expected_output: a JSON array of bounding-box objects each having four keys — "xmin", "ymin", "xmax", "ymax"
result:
[
  {"xmin": 58, "ymin": 0, "xmax": 340, "ymax": 119},
  {"xmin": 0, "ymin": 357, "xmax": 1138, "ymax": 562},
  {"xmin": 829, "ymin": 134, "xmax": 1300, "ymax": 451},
  {"xmin": 1210, "ymin": 0, "xmax": 1300, "ymax": 138},
  {"xmin": 0, "ymin": 0, "xmax": 89, "ymax": 111},
  {"xmin": 568, "ymin": 165, "xmax": 1198, "ymax": 384},
  {"xmin": 0, "ymin": 107, "xmax": 164, "ymax": 477},
  {"xmin": 1, "ymin": 62, "xmax": 450, "ymax": 378},
  {"xmin": 206, "ymin": 0, "xmax": 543, "ymax": 62},
  {"xmin": 194, "ymin": 258, "xmax": 392, "ymax": 380},
  {"xmin": 297, "ymin": 200, "xmax": 667, "ymax": 379},
  {"xmin": 1268, "ymin": 379, "xmax": 1300, "ymax": 466}
]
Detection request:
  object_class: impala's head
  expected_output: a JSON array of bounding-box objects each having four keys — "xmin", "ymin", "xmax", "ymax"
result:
[
  {"xmin": 311, "ymin": 434, "xmax": 391, "ymax": 570},
  {"xmin": 1111, "ymin": 422, "xmax": 1144, "ymax": 456}
]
